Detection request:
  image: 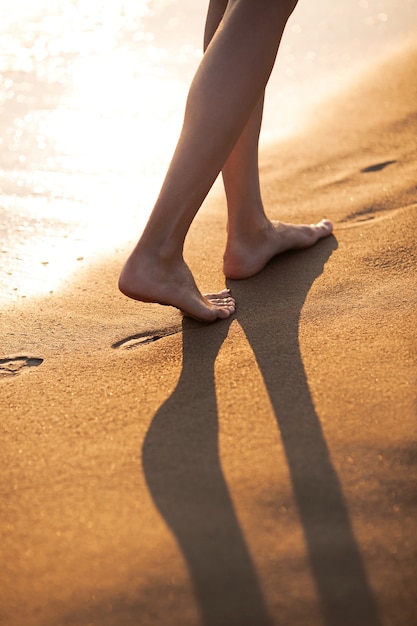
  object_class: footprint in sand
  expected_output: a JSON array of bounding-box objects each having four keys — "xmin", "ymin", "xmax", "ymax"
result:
[
  {"xmin": 112, "ymin": 326, "xmax": 181, "ymax": 350},
  {"xmin": 341, "ymin": 160, "xmax": 399, "ymax": 225},
  {"xmin": 342, "ymin": 206, "xmax": 384, "ymax": 223},
  {"xmin": 361, "ymin": 160, "xmax": 396, "ymax": 173},
  {"xmin": 0, "ymin": 356, "xmax": 43, "ymax": 379}
]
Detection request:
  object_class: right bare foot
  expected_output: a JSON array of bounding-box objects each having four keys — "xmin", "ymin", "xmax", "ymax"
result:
[
  {"xmin": 223, "ymin": 219, "xmax": 333, "ymax": 279},
  {"xmin": 118, "ymin": 251, "xmax": 235, "ymax": 323}
]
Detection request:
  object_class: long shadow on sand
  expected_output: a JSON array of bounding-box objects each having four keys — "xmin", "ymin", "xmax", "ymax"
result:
[
  {"xmin": 142, "ymin": 236, "xmax": 381, "ymax": 626},
  {"xmin": 142, "ymin": 315, "xmax": 272, "ymax": 626},
  {"xmin": 228, "ymin": 238, "xmax": 382, "ymax": 626}
]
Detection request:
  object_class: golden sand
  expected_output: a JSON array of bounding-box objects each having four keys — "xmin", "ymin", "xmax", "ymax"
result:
[{"xmin": 1, "ymin": 42, "xmax": 416, "ymax": 626}]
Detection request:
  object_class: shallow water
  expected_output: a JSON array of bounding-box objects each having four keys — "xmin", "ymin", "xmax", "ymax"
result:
[{"xmin": 1, "ymin": 0, "xmax": 416, "ymax": 301}]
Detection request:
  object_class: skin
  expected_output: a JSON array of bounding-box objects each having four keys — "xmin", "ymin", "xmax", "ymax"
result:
[{"xmin": 118, "ymin": 0, "xmax": 333, "ymax": 322}]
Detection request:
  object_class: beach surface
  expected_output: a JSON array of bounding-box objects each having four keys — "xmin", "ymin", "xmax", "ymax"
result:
[{"xmin": 1, "ymin": 33, "xmax": 417, "ymax": 626}]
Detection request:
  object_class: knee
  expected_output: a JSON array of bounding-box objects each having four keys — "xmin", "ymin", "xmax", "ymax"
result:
[
  {"xmin": 286, "ymin": 0, "xmax": 298, "ymax": 16},
  {"xmin": 228, "ymin": 0, "xmax": 299, "ymax": 26},
  {"xmin": 247, "ymin": 0, "xmax": 299, "ymax": 20},
  {"xmin": 272, "ymin": 0, "xmax": 299, "ymax": 19}
]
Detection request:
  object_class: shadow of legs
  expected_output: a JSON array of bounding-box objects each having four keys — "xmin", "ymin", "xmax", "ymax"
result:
[
  {"xmin": 142, "ymin": 318, "xmax": 273, "ymax": 626},
  {"xmin": 229, "ymin": 238, "xmax": 381, "ymax": 626}
]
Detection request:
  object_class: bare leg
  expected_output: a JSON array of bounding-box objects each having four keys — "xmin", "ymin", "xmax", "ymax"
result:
[
  {"xmin": 204, "ymin": 1, "xmax": 333, "ymax": 281},
  {"xmin": 119, "ymin": 0, "xmax": 298, "ymax": 322},
  {"xmin": 221, "ymin": 95, "xmax": 332, "ymax": 279}
]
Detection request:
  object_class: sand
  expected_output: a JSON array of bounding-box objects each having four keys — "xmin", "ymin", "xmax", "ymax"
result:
[{"xmin": 1, "ymin": 41, "xmax": 416, "ymax": 626}]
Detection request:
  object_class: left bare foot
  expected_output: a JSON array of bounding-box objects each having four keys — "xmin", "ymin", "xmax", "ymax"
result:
[
  {"xmin": 223, "ymin": 219, "xmax": 333, "ymax": 279},
  {"xmin": 119, "ymin": 248, "xmax": 236, "ymax": 322}
]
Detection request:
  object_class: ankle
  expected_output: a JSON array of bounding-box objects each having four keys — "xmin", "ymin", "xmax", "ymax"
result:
[
  {"xmin": 226, "ymin": 214, "xmax": 271, "ymax": 245},
  {"xmin": 132, "ymin": 232, "xmax": 184, "ymax": 267}
]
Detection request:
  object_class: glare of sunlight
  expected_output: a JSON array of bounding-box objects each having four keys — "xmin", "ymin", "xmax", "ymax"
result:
[{"xmin": 0, "ymin": 0, "xmax": 200, "ymax": 301}]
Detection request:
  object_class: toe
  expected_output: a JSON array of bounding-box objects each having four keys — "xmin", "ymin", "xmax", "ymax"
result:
[
  {"xmin": 216, "ymin": 304, "xmax": 235, "ymax": 319},
  {"xmin": 204, "ymin": 288, "xmax": 231, "ymax": 299},
  {"xmin": 318, "ymin": 218, "xmax": 333, "ymax": 231},
  {"xmin": 208, "ymin": 296, "xmax": 235, "ymax": 304},
  {"xmin": 313, "ymin": 219, "xmax": 333, "ymax": 239}
]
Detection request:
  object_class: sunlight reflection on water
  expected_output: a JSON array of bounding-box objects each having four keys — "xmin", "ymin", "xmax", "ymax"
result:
[
  {"xmin": 1, "ymin": 0, "xmax": 416, "ymax": 300},
  {"xmin": 1, "ymin": 0, "xmax": 205, "ymax": 299}
]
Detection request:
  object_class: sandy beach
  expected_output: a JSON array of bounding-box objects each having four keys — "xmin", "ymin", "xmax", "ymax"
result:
[{"xmin": 1, "ymin": 30, "xmax": 417, "ymax": 626}]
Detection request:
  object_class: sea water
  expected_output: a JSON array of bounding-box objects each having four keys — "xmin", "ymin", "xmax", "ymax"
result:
[{"xmin": 1, "ymin": 0, "xmax": 416, "ymax": 301}]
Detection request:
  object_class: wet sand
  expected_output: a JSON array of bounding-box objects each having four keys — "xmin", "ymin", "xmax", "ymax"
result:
[{"xmin": 1, "ymin": 41, "xmax": 416, "ymax": 626}]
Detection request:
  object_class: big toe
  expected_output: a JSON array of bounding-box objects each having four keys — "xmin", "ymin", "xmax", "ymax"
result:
[
  {"xmin": 216, "ymin": 304, "xmax": 236, "ymax": 319},
  {"xmin": 315, "ymin": 219, "xmax": 333, "ymax": 235}
]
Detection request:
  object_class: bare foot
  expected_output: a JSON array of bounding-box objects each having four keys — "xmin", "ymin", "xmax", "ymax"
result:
[
  {"xmin": 223, "ymin": 219, "xmax": 333, "ymax": 280},
  {"xmin": 119, "ymin": 251, "xmax": 235, "ymax": 323}
]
